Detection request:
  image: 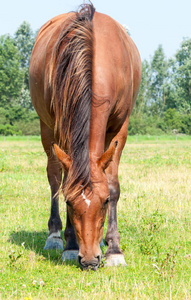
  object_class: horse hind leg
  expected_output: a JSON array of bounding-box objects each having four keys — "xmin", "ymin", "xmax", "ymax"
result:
[{"xmin": 40, "ymin": 121, "xmax": 64, "ymax": 250}]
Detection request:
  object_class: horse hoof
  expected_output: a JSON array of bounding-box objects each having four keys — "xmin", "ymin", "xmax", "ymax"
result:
[
  {"xmin": 44, "ymin": 232, "xmax": 64, "ymax": 250},
  {"xmin": 44, "ymin": 238, "xmax": 64, "ymax": 250},
  {"xmin": 62, "ymin": 250, "xmax": 79, "ymax": 261},
  {"xmin": 105, "ymin": 254, "xmax": 127, "ymax": 267}
]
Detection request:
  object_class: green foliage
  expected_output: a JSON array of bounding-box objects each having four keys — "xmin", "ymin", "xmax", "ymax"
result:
[
  {"xmin": 14, "ymin": 117, "xmax": 40, "ymax": 136},
  {"xmin": 0, "ymin": 35, "xmax": 24, "ymax": 106},
  {"xmin": 14, "ymin": 21, "xmax": 35, "ymax": 69},
  {"xmin": 181, "ymin": 114, "xmax": 191, "ymax": 134},
  {"xmin": 133, "ymin": 39, "xmax": 191, "ymax": 135},
  {"xmin": 0, "ymin": 124, "xmax": 21, "ymax": 136},
  {"xmin": 129, "ymin": 114, "xmax": 165, "ymax": 135},
  {"xmin": 133, "ymin": 60, "xmax": 151, "ymax": 115},
  {"xmin": 150, "ymin": 45, "xmax": 168, "ymax": 115},
  {"xmin": 14, "ymin": 21, "xmax": 36, "ymax": 91},
  {"xmin": 0, "ymin": 105, "xmax": 40, "ymax": 135},
  {"xmin": 0, "ymin": 23, "xmax": 38, "ymax": 135},
  {"xmin": 163, "ymin": 108, "xmax": 182, "ymax": 131}
]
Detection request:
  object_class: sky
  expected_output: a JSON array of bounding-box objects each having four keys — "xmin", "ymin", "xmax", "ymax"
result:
[{"xmin": 0, "ymin": 0, "xmax": 191, "ymax": 61}]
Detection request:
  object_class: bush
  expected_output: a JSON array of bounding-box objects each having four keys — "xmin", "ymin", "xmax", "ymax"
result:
[
  {"xmin": 163, "ymin": 108, "xmax": 183, "ymax": 132},
  {"xmin": 128, "ymin": 109, "xmax": 191, "ymax": 136},
  {"xmin": 128, "ymin": 114, "xmax": 148, "ymax": 135},
  {"xmin": 0, "ymin": 124, "xmax": 21, "ymax": 136},
  {"xmin": 0, "ymin": 105, "xmax": 40, "ymax": 136},
  {"xmin": 180, "ymin": 114, "xmax": 191, "ymax": 134},
  {"xmin": 0, "ymin": 108, "xmax": 7, "ymax": 125},
  {"xmin": 15, "ymin": 119, "xmax": 40, "ymax": 135},
  {"xmin": 129, "ymin": 114, "xmax": 165, "ymax": 136}
]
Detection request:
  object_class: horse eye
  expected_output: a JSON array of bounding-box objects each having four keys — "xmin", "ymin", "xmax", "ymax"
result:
[{"xmin": 104, "ymin": 196, "xmax": 110, "ymax": 206}]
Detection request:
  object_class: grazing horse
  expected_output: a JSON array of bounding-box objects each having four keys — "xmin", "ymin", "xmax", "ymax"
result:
[{"xmin": 29, "ymin": 3, "xmax": 141, "ymax": 270}]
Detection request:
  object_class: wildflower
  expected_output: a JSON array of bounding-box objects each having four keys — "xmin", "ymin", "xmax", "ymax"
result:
[
  {"xmin": 32, "ymin": 280, "xmax": 37, "ymax": 285},
  {"xmin": 39, "ymin": 279, "xmax": 45, "ymax": 286}
]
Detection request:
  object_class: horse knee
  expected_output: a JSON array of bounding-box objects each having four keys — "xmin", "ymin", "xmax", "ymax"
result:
[
  {"xmin": 47, "ymin": 163, "xmax": 62, "ymax": 186},
  {"xmin": 109, "ymin": 182, "xmax": 120, "ymax": 202}
]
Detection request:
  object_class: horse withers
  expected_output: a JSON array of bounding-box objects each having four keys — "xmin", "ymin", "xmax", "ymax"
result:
[{"xmin": 29, "ymin": 3, "xmax": 142, "ymax": 270}]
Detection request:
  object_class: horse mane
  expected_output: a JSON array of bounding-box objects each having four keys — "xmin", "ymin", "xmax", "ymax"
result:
[{"xmin": 49, "ymin": 3, "xmax": 95, "ymax": 201}]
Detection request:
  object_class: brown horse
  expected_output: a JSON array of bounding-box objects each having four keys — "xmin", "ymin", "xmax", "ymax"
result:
[{"xmin": 29, "ymin": 3, "xmax": 141, "ymax": 270}]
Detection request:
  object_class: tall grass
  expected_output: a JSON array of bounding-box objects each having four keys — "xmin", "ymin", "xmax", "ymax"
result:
[{"xmin": 0, "ymin": 138, "xmax": 191, "ymax": 299}]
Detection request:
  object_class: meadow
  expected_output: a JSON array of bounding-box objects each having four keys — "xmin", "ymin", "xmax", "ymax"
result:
[{"xmin": 0, "ymin": 135, "xmax": 191, "ymax": 299}]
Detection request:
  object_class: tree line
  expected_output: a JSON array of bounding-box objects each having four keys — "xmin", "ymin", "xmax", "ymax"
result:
[
  {"xmin": 0, "ymin": 22, "xmax": 190, "ymax": 135},
  {"xmin": 129, "ymin": 40, "xmax": 191, "ymax": 135},
  {"xmin": 0, "ymin": 22, "xmax": 39, "ymax": 135}
]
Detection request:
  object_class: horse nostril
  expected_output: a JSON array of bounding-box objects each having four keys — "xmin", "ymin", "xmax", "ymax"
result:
[
  {"xmin": 96, "ymin": 255, "xmax": 101, "ymax": 264},
  {"xmin": 78, "ymin": 255, "xmax": 83, "ymax": 265}
]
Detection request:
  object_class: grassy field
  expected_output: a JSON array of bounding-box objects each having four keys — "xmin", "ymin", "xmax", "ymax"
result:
[{"xmin": 0, "ymin": 136, "xmax": 191, "ymax": 299}]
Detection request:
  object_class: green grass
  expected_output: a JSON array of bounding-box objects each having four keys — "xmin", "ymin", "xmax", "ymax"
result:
[
  {"xmin": 0, "ymin": 137, "xmax": 191, "ymax": 299},
  {"xmin": 0, "ymin": 136, "xmax": 41, "ymax": 142},
  {"xmin": 1, "ymin": 134, "xmax": 191, "ymax": 142}
]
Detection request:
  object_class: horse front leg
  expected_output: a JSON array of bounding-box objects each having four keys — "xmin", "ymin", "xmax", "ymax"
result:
[
  {"xmin": 44, "ymin": 156, "xmax": 63, "ymax": 250},
  {"xmin": 104, "ymin": 119, "xmax": 129, "ymax": 266},
  {"xmin": 40, "ymin": 120, "xmax": 64, "ymax": 250},
  {"xmin": 62, "ymin": 206, "xmax": 79, "ymax": 261},
  {"xmin": 104, "ymin": 173, "xmax": 127, "ymax": 266}
]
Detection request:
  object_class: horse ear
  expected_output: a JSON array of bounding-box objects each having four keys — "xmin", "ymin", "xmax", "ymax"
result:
[
  {"xmin": 53, "ymin": 144, "xmax": 71, "ymax": 171},
  {"xmin": 98, "ymin": 141, "xmax": 118, "ymax": 170}
]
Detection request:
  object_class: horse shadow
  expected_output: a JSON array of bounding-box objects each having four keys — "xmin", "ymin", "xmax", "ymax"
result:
[{"xmin": 9, "ymin": 229, "xmax": 80, "ymax": 268}]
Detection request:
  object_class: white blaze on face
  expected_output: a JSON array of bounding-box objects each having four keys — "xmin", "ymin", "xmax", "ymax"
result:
[{"xmin": 81, "ymin": 190, "xmax": 91, "ymax": 207}]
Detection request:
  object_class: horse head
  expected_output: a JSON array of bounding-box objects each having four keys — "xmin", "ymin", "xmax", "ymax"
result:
[{"xmin": 53, "ymin": 141, "xmax": 118, "ymax": 270}]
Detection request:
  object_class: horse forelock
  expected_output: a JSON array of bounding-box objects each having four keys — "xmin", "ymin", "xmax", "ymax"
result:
[{"xmin": 49, "ymin": 3, "xmax": 95, "ymax": 201}]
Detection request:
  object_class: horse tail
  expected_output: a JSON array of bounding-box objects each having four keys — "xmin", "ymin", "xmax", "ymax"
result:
[{"xmin": 49, "ymin": 3, "xmax": 95, "ymax": 200}]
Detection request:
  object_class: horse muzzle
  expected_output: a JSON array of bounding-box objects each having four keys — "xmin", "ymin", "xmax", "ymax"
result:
[{"xmin": 78, "ymin": 254, "xmax": 101, "ymax": 270}]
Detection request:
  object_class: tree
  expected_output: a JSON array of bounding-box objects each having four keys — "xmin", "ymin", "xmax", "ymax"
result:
[
  {"xmin": 0, "ymin": 28, "xmax": 39, "ymax": 136},
  {"xmin": 14, "ymin": 21, "xmax": 35, "ymax": 88},
  {"xmin": 133, "ymin": 59, "xmax": 151, "ymax": 116},
  {"xmin": 14, "ymin": 21, "xmax": 35, "ymax": 69},
  {"xmin": 14, "ymin": 22, "xmax": 36, "ymax": 109},
  {"xmin": 0, "ymin": 35, "xmax": 24, "ymax": 107},
  {"xmin": 173, "ymin": 38, "xmax": 191, "ymax": 114},
  {"xmin": 150, "ymin": 45, "xmax": 168, "ymax": 115},
  {"xmin": 164, "ymin": 38, "xmax": 191, "ymax": 114}
]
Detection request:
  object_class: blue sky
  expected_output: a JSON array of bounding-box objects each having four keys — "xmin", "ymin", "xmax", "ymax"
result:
[{"xmin": 1, "ymin": 0, "xmax": 191, "ymax": 61}]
